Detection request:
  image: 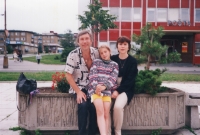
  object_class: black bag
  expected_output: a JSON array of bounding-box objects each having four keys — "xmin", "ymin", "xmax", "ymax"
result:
[{"xmin": 16, "ymin": 72, "xmax": 37, "ymax": 94}]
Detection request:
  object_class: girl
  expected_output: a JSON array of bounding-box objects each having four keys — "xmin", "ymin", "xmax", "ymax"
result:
[
  {"xmin": 88, "ymin": 45, "xmax": 119, "ymax": 135},
  {"xmin": 111, "ymin": 36, "xmax": 138, "ymax": 135}
]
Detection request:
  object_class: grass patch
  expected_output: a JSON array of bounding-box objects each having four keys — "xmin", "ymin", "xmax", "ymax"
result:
[
  {"xmin": 0, "ymin": 72, "xmax": 54, "ymax": 81},
  {"xmin": 23, "ymin": 54, "xmax": 66, "ymax": 65},
  {"xmin": 161, "ymin": 73, "xmax": 200, "ymax": 82},
  {"xmin": 0, "ymin": 72, "xmax": 200, "ymax": 82}
]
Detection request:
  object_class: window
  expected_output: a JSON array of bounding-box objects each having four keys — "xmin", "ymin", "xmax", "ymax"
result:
[
  {"xmin": 181, "ymin": 8, "xmax": 189, "ymax": 21},
  {"xmin": 110, "ymin": 42, "xmax": 118, "ymax": 55},
  {"xmin": 51, "ymin": 36, "xmax": 54, "ymax": 39},
  {"xmin": 11, "ymin": 38, "xmax": 14, "ymax": 40},
  {"xmin": 195, "ymin": 9, "xmax": 200, "ymax": 22},
  {"xmin": 15, "ymin": 38, "xmax": 19, "ymax": 41},
  {"xmin": 121, "ymin": 8, "xmax": 131, "ymax": 21},
  {"xmin": 157, "ymin": 8, "xmax": 167, "ymax": 22},
  {"xmin": 147, "ymin": 8, "xmax": 156, "ymax": 22},
  {"xmin": 168, "ymin": 8, "xmax": 179, "ymax": 21},
  {"xmin": 0, "ymin": 33, "xmax": 3, "ymax": 36},
  {"xmin": 110, "ymin": 8, "xmax": 119, "ymax": 21},
  {"xmin": 133, "ymin": 8, "xmax": 141, "ymax": 22},
  {"xmin": 15, "ymin": 32, "xmax": 18, "ymax": 36},
  {"xmin": 21, "ymin": 32, "xmax": 25, "ymax": 36},
  {"xmin": 195, "ymin": 42, "xmax": 200, "ymax": 55},
  {"xmin": 21, "ymin": 37, "xmax": 26, "ymax": 41}
]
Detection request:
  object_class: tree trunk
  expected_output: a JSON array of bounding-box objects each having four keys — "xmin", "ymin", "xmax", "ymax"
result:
[
  {"xmin": 146, "ymin": 54, "xmax": 151, "ymax": 70},
  {"xmin": 94, "ymin": 24, "xmax": 98, "ymax": 48},
  {"xmin": 95, "ymin": 32, "xmax": 98, "ymax": 48}
]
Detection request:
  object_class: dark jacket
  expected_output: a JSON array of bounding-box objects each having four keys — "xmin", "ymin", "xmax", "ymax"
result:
[{"xmin": 111, "ymin": 54, "xmax": 138, "ymax": 104}]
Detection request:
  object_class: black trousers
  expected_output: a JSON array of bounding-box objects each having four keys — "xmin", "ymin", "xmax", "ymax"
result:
[
  {"xmin": 37, "ymin": 59, "xmax": 40, "ymax": 64},
  {"xmin": 76, "ymin": 89, "xmax": 98, "ymax": 135}
]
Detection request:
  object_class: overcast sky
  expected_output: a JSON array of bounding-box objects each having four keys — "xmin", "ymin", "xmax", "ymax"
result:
[{"xmin": 0, "ymin": 0, "xmax": 80, "ymax": 34}]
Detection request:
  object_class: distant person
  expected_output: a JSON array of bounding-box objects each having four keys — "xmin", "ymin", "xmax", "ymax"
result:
[
  {"xmin": 18, "ymin": 51, "xmax": 23, "ymax": 62},
  {"xmin": 13, "ymin": 51, "xmax": 18, "ymax": 62},
  {"xmin": 36, "ymin": 53, "xmax": 42, "ymax": 64}
]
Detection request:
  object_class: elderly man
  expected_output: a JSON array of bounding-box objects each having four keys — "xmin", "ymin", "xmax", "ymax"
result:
[{"xmin": 65, "ymin": 30, "xmax": 99, "ymax": 135}]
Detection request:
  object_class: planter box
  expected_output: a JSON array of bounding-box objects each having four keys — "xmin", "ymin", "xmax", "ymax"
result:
[{"xmin": 18, "ymin": 88, "xmax": 185, "ymax": 134}]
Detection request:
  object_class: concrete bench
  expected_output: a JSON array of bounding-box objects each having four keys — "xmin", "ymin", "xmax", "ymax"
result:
[{"xmin": 185, "ymin": 93, "xmax": 200, "ymax": 129}]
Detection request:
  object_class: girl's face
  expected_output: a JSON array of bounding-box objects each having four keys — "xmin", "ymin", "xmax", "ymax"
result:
[
  {"xmin": 117, "ymin": 42, "xmax": 129, "ymax": 54},
  {"xmin": 99, "ymin": 47, "xmax": 111, "ymax": 60}
]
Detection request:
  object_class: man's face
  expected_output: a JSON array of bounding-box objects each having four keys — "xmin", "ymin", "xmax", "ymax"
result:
[{"xmin": 78, "ymin": 33, "xmax": 92, "ymax": 51}]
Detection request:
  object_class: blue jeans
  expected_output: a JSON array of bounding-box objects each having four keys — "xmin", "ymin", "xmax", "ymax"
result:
[{"xmin": 76, "ymin": 89, "xmax": 98, "ymax": 135}]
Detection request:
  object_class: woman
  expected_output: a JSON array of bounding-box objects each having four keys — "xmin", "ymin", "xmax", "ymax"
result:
[
  {"xmin": 88, "ymin": 45, "xmax": 119, "ymax": 135},
  {"xmin": 111, "ymin": 36, "xmax": 138, "ymax": 135},
  {"xmin": 36, "ymin": 53, "xmax": 42, "ymax": 64},
  {"xmin": 13, "ymin": 51, "xmax": 18, "ymax": 62}
]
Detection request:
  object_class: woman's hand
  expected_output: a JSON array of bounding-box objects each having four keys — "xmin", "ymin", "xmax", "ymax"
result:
[{"xmin": 111, "ymin": 91, "xmax": 119, "ymax": 99}]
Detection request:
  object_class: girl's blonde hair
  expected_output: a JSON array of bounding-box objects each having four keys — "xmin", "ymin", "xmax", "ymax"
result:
[{"xmin": 98, "ymin": 45, "xmax": 111, "ymax": 52}]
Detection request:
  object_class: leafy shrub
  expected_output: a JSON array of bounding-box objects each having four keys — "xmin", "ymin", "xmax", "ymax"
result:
[
  {"xmin": 52, "ymin": 72, "xmax": 70, "ymax": 93},
  {"xmin": 54, "ymin": 55, "xmax": 59, "ymax": 60},
  {"xmin": 135, "ymin": 69, "xmax": 168, "ymax": 95},
  {"xmin": 134, "ymin": 55, "xmax": 147, "ymax": 65},
  {"xmin": 60, "ymin": 47, "xmax": 74, "ymax": 62},
  {"xmin": 167, "ymin": 52, "xmax": 182, "ymax": 63},
  {"xmin": 159, "ymin": 57, "xmax": 167, "ymax": 64}
]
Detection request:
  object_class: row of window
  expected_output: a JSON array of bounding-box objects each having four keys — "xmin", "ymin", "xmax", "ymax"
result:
[
  {"xmin": 10, "ymin": 38, "xmax": 26, "ymax": 41},
  {"xmin": 10, "ymin": 32, "xmax": 26, "ymax": 36},
  {"xmin": 33, "ymin": 35, "xmax": 56, "ymax": 39},
  {"xmin": 108, "ymin": 7, "xmax": 200, "ymax": 22}
]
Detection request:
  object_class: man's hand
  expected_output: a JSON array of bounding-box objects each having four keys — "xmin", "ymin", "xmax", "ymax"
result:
[
  {"xmin": 76, "ymin": 90, "xmax": 86, "ymax": 104},
  {"xmin": 111, "ymin": 91, "xmax": 119, "ymax": 99}
]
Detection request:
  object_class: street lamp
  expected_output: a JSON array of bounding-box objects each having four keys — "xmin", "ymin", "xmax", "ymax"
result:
[{"xmin": 3, "ymin": 0, "xmax": 8, "ymax": 68}]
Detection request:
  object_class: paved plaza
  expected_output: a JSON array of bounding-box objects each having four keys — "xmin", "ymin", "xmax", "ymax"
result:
[{"xmin": 0, "ymin": 55, "xmax": 200, "ymax": 134}]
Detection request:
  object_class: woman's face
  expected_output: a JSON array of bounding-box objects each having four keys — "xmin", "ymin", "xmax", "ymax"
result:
[
  {"xmin": 117, "ymin": 42, "xmax": 129, "ymax": 54},
  {"xmin": 99, "ymin": 47, "xmax": 111, "ymax": 60}
]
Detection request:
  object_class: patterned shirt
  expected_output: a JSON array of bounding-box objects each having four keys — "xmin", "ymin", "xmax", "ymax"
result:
[
  {"xmin": 64, "ymin": 47, "xmax": 99, "ymax": 94},
  {"xmin": 87, "ymin": 59, "xmax": 119, "ymax": 97}
]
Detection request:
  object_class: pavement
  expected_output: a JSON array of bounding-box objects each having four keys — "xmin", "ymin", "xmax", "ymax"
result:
[
  {"xmin": 0, "ymin": 55, "xmax": 200, "ymax": 135},
  {"xmin": 0, "ymin": 55, "xmax": 200, "ymax": 73}
]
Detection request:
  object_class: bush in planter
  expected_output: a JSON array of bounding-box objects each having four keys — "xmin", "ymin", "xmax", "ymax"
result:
[
  {"xmin": 52, "ymin": 72, "xmax": 70, "ymax": 93},
  {"xmin": 135, "ymin": 68, "xmax": 168, "ymax": 95}
]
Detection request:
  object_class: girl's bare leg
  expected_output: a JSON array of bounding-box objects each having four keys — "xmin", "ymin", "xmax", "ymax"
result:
[
  {"xmin": 93, "ymin": 98, "xmax": 106, "ymax": 135},
  {"xmin": 103, "ymin": 101, "xmax": 111, "ymax": 135}
]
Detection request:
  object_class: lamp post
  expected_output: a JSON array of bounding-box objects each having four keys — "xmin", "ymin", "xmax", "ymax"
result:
[{"xmin": 3, "ymin": 0, "xmax": 8, "ymax": 68}]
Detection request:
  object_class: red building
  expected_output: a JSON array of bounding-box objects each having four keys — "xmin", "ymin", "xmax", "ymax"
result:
[{"xmin": 96, "ymin": 0, "xmax": 200, "ymax": 64}]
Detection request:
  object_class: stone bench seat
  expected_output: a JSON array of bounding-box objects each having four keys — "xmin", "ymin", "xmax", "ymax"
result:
[
  {"xmin": 185, "ymin": 93, "xmax": 200, "ymax": 129},
  {"xmin": 18, "ymin": 88, "xmax": 185, "ymax": 135}
]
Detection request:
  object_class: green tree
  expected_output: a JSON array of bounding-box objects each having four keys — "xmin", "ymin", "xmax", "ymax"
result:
[
  {"xmin": 60, "ymin": 30, "xmax": 75, "ymax": 62},
  {"xmin": 6, "ymin": 45, "xmax": 13, "ymax": 54},
  {"xmin": 45, "ymin": 47, "xmax": 49, "ymax": 53},
  {"xmin": 38, "ymin": 44, "xmax": 43, "ymax": 53},
  {"xmin": 60, "ymin": 30, "xmax": 75, "ymax": 48},
  {"xmin": 132, "ymin": 23, "xmax": 168, "ymax": 70},
  {"xmin": 78, "ymin": 0, "xmax": 117, "ymax": 46}
]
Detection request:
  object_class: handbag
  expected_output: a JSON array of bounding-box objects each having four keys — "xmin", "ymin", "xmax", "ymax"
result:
[
  {"xmin": 16, "ymin": 72, "xmax": 37, "ymax": 94},
  {"xmin": 16, "ymin": 72, "xmax": 37, "ymax": 112}
]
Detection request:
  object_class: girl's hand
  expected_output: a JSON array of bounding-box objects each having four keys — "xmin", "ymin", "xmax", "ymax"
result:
[
  {"xmin": 96, "ymin": 84, "xmax": 106, "ymax": 92},
  {"xmin": 111, "ymin": 91, "xmax": 119, "ymax": 99}
]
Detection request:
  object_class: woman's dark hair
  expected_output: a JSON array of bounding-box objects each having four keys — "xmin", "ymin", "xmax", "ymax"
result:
[{"xmin": 116, "ymin": 36, "xmax": 131, "ymax": 52}]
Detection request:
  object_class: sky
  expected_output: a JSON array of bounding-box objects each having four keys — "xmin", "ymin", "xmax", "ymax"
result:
[{"xmin": 0, "ymin": 0, "xmax": 79, "ymax": 34}]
